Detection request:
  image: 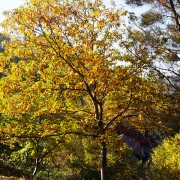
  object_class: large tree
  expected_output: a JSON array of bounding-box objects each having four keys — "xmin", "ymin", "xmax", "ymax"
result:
[{"xmin": 0, "ymin": 0, "xmax": 169, "ymax": 179}]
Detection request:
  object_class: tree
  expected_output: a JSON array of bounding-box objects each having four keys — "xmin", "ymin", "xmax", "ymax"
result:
[
  {"xmin": 125, "ymin": 0, "xmax": 180, "ymax": 91},
  {"xmin": 0, "ymin": 114, "xmax": 65, "ymax": 179},
  {"xmin": 0, "ymin": 0, "xmax": 169, "ymax": 179},
  {"xmin": 125, "ymin": 0, "xmax": 179, "ymax": 30},
  {"xmin": 148, "ymin": 132, "xmax": 180, "ymax": 179}
]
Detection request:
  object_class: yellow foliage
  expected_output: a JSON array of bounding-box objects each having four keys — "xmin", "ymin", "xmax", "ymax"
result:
[
  {"xmin": 0, "ymin": 0, "xmax": 168, "ymax": 141},
  {"xmin": 149, "ymin": 133, "xmax": 180, "ymax": 179}
]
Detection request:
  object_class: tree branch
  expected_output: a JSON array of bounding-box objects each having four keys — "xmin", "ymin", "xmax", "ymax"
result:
[
  {"xmin": 104, "ymin": 90, "xmax": 133, "ymax": 131},
  {"xmin": 169, "ymin": 0, "xmax": 180, "ymax": 31}
]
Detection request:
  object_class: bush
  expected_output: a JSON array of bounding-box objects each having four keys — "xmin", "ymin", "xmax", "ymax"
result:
[{"xmin": 148, "ymin": 133, "xmax": 180, "ymax": 179}]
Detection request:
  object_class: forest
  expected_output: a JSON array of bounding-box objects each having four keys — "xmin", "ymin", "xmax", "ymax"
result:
[{"xmin": 0, "ymin": 0, "xmax": 179, "ymax": 179}]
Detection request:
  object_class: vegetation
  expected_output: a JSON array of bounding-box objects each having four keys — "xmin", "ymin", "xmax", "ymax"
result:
[
  {"xmin": 0, "ymin": 0, "xmax": 179, "ymax": 179},
  {"xmin": 148, "ymin": 133, "xmax": 180, "ymax": 179}
]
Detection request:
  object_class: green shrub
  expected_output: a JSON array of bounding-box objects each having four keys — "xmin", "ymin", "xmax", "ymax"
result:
[{"xmin": 148, "ymin": 133, "xmax": 180, "ymax": 179}]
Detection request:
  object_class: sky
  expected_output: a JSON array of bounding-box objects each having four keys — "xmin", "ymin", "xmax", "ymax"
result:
[
  {"xmin": 0, "ymin": 0, "xmax": 25, "ymax": 19},
  {"xmin": 0, "ymin": 0, "xmax": 150, "ymax": 22}
]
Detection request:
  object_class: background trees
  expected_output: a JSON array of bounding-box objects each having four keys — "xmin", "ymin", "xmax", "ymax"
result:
[
  {"xmin": 125, "ymin": 0, "xmax": 180, "ymax": 134},
  {"xmin": 125, "ymin": 0, "xmax": 180, "ymax": 89}
]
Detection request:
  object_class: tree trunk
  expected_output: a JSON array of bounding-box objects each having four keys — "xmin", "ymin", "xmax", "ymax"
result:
[
  {"xmin": 101, "ymin": 141, "xmax": 107, "ymax": 180},
  {"xmin": 32, "ymin": 158, "xmax": 40, "ymax": 179}
]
